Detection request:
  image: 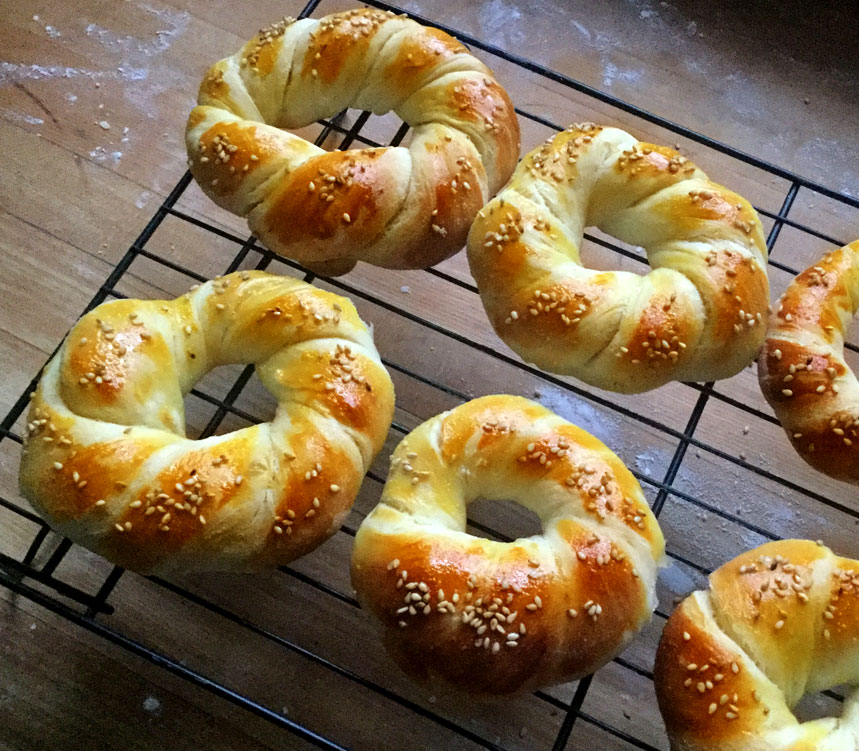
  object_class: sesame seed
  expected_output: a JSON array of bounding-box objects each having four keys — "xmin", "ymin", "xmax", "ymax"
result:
[
  {"xmin": 330, "ymin": 484, "xmax": 340, "ymax": 493},
  {"xmin": 53, "ymin": 462, "xmax": 63, "ymax": 471}
]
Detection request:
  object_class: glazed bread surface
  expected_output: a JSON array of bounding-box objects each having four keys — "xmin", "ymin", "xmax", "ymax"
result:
[
  {"xmin": 655, "ymin": 540, "xmax": 859, "ymax": 750},
  {"xmin": 186, "ymin": 8, "xmax": 520, "ymax": 276},
  {"xmin": 759, "ymin": 240, "xmax": 859, "ymax": 483},
  {"xmin": 20, "ymin": 271, "xmax": 394, "ymax": 574},
  {"xmin": 351, "ymin": 395, "xmax": 665, "ymax": 694},
  {"xmin": 467, "ymin": 123, "xmax": 769, "ymax": 393}
]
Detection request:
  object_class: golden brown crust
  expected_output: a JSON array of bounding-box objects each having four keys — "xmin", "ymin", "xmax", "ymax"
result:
[
  {"xmin": 655, "ymin": 597, "xmax": 770, "ymax": 749},
  {"xmin": 20, "ymin": 271, "xmax": 395, "ymax": 574},
  {"xmin": 351, "ymin": 395, "xmax": 665, "ymax": 694},
  {"xmin": 758, "ymin": 241, "xmax": 859, "ymax": 483},
  {"xmin": 655, "ymin": 540, "xmax": 859, "ymax": 750},
  {"xmin": 185, "ymin": 9, "xmax": 520, "ymax": 274},
  {"xmin": 467, "ymin": 123, "xmax": 769, "ymax": 393}
]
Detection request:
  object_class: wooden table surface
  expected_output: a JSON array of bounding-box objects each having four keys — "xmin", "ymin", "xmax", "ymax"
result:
[{"xmin": 1, "ymin": 2, "xmax": 857, "ymax": 749}]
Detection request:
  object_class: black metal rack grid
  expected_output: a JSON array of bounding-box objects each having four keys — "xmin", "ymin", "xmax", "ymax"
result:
[{"xmin": 2, "ymin": 1, "xmax": 858, "ymax": 749}]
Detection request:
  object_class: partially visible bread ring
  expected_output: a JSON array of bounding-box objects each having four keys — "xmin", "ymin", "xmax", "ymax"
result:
[
  {"xmin": 655, "ymin": 540, "xmax": 859, "ymax": 751},
  {"xmin": 467, "ymin": 123, "xmax": 770, "ymax": 393},
  {"xmin": 351, "ymin": 395, "xmax": 665, "ymax": 694},
  {"xmin": 186, "ymin": 8, "xmax": 520, "ymax": 276},
  {"xmin": 759, "ymin": 240, "xmax": 859, "ymax": 483},
  {"xmin": 19, "ymin": 271, "xmax": 395, "ymax": 574}
]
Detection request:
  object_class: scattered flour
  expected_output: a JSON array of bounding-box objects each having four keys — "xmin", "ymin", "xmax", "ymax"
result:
[
  {"xmin": 135, "ymin": 190, "xmax": 155, "ymax": 209},
  {"xmin": 89, "ymin": 146, "xmax": 123, "ymax": 165},
  {"xmin": 0, "ymin": 108, "xmax": 44, "ymax": 126}
]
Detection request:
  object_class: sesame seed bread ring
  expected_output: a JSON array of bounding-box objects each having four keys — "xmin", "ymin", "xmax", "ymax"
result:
[
  {"xmin": 350, "ymin": 395, "xmax": 665, "ymax": 694},
  {"xmin": 19, "ymin": 271, "xmax": 394, "ymax": 575},
  {"xmin": 185, "ymin": 9, "xmax": 520, "ymax": 277},
  {"xmin": 655, "ymin": 540, "xmax": 859, "ymax": 751},
  {"xmin": 758, "ymin": 241, "xmax": 859, "ymax": 484},
  {"xmin": 466, "ymin": 123, "xmax": 770, "ymax": 393}
]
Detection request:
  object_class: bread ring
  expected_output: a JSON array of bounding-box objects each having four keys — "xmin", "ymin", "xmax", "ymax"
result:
[
  {"xmin": 350, "ymin": 395, "xmax": 665, "ymax": 694},
  {"xmin": 467, "ymin": 123, "xmax": 770, "ymax": 393},
  {"xmin": 185, "ymin": 8, "xmax": 520, "ymax": 277},
  {"xmin": 655, "ymin": 540, "xmax": 859, "ymax": 751},
  {"xmin": 19, "ymin": 271, "xmax": 394, "ymax": 574},
  {"xmin": 759, "ymin": 241, "xmax": 859, "ymax": 483}
]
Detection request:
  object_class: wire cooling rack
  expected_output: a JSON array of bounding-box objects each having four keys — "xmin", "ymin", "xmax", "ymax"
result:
[{"xmin": 2, "ymin": 1, "xmax": 858, "ymax": 749}]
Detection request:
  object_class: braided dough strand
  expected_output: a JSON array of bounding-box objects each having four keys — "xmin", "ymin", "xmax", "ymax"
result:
[
  {"xmin": 467, "ymin": 123, "xmax": 769, "ymax": 393},
  {"xmin": 20, "ymin": 271, "xmax": 394, "ymax": 574},
  {"xmin": 655, "ymin": 540, "xmax": 859, "ymax": 750},
  {"xmin": 186, "ymin": 9, "xmax": 520, "ymax": 275},
  {"xmin": 351, "ymin": 395, "xmax": 664, "ymax": 694},
  {"xmin": 759, "ymin": 240, "xmax": 859, "ymax": 483}
]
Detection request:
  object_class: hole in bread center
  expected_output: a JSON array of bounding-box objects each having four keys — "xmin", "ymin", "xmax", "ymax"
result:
[
  {"xmin": 311, "ymin": 109, "xmax": 413, "ymax": 153},
  {"xmin": 844, "ymin": 313, "xmax": 859, "ymax": 370},
  {"xmin": 184, "ymin": 366, "xmax": 276, "ymax": 440},
  {"xmin": 466, "ymin": 498, "xmax": 542, "ymax": 542},
  {"xmin": 791, "ymin": 686, "xmax": 848, "ymax": 724},
  {"xmin": 580, "ymin": 227, "xmax": 649, "ymax": 277}
]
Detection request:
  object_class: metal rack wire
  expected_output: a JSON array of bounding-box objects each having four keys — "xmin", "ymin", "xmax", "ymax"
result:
[{"xmin": 2, "ymin": 1, "xmax": 858, "ymax": 749}]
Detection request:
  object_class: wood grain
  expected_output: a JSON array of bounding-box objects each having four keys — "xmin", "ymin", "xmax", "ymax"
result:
[{"xmin": 1, "ymin": 1, "xmax": 857, "ymax": 749}]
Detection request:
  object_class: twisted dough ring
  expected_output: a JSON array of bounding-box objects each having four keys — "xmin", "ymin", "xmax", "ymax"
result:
[
  {"xmin": 351, "ymin": 395, "xmax": 665, "ymax": 694},
  {"xmin": 655, "ymin": 540, "xmax": 859, "ymax": 750},
  {"xmin": 467, "ymin": 123, "xmax": 770, "ymax": 393},
  {"xmin": 186, "ymin": 8, "xmax": 520, "ymax": 277},
  {"xmin": 759, "ymin": 241, "xmax": 859, "ymax": 483},
  {"xmin": 19, "ymin": 271, "xmax": 394, "ymax": 574}
]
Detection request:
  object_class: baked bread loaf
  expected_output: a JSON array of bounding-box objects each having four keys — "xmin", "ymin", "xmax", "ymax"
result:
[
  {"xmin": 759, "ymin": 240, "xmax": 859, "ymax": 483},
  {"xmin": 655, "ymin": 540, "xmax": 859, "ymax": 750},
  {"xmin": 186, "ymin": 8, "xmax": 520, "ymax": 277},
  {"xmin": 351, "ymin": 395, "xmax": 665, "ymax": 694},
  {"xmin": 467, "ymin": 123, "xmax": 770, "ymax": 393},
  {"xmin": 19, "ymin": 271, "xmax": 394, "ymax": 575}
]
